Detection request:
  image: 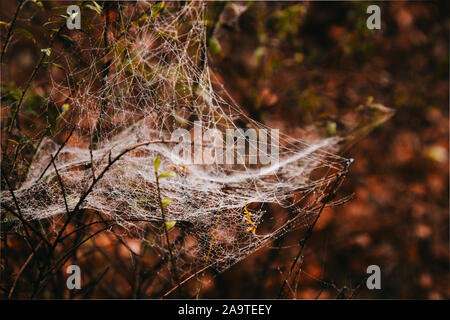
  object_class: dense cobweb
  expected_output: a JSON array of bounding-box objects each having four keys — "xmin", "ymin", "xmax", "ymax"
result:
[{"xmin": 2, "ymin": 1, "xmax": 352, "ymax": 275}]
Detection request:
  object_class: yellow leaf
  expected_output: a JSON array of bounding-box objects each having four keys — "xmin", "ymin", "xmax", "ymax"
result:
[
  {"xmin": 8, "ymin": 139, "xmax": 19, "ymax": 145},
  {"xmin": 165, "ymin": 220, "xmax": 176, "ymax": 231},
  {"xmin": 158, "ymin": 171, "xmax": 176, "ymax": 179},
  {"xmin": 161, "ymin": 197, "xmax": 172, "ymax": 208},
  {"xmin": 154, "ymin": 157, "xmax": 161, "ymax": 171}
]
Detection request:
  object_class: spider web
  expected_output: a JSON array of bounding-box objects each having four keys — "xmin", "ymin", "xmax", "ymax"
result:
[{"xmin": 2, "ymin": 1, "xmax": 352, "ymax": 276}]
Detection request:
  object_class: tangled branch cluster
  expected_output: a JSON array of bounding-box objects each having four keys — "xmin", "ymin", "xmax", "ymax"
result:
[{"xmin": 2, "ymin": 1, "xmax": 351, "ymax": 278}]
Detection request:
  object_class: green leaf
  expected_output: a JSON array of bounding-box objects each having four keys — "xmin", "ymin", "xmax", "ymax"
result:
[
  {"xmin": 152, "ymin": 2, "xmax": 165, "ymax": 18},
  {"xmin": 254, "ymin": 47, "xmax": 266, "ymax": 63},
  {"xmin": 12, "ymin": 28, "xmax": 36, "ymax": 44},
  {"xmin": 51, "ymin": 5, "xmax": 70, "ymax": 11},
  {"xmin": 58, "ymin": 34, "xmax": 76, "ymax": 46},
  {"xmin": 32, "ymin": 0, "xmax": 43, "ymax": 8},
  {"xmin": 327, "ymin": 121, "xmax": 336, "ymax": 136},
  {"xmin": 43, "ymin": 20, "xmax": 60, "ymax": 27},
  {"xmin": 50, "ymin": 62, "xmax": 65, "ymax": 70},
  {"xmin": 154, "ymin": 157, "xmax": 161, "ymax": 171},
  {"xmin": 41, "ymin": 48, "xmax": 52, "ymax": 56},
  {"xmin": 60, "ymin": 103, "xmax": 69, "ymax": 116},
  {"xmin": 164, "ymin": 220, "xmax": 176, "ymax": 231},
  {"xmin": 161, "ymin": 197, "xmax": 172, "ymax": 208},
  {"xmin": 158, "ymin": 171, "xmax": 176, "ymax": 179},
  {"xmin": 208, "ymin": 37, "xmax": 222, "ymax": 56},
  {"xmin": 85, "ymin": 1, "xmax": 102, "ymax": 16}
]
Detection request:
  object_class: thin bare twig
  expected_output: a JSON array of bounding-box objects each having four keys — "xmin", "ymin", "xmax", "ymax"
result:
[
  {"xmin": 37, "ymin": 126, "xmax": 75, "ymax": 182},
  {"xmin": 50, "ymin": 158, "xmax": 69, "ymax": 215},
  {"xmin": 1, "ymin": 171, "xmax": 37, "ymax": 256},
  {"xmin": 81, "ymin": 266, "xmax": 110, "ymax": 299},
  {"xmin": 0, "ymin": 203, "xmax": 51, "ymax": 249},
  {"xmin": 277, "ymin": 159, "xmax": 353, "ymax": 298},
  {"xmin": 3, "ymin": 24, "xmax": 65, "ymax": 156},
  {"xmin": 196, "ymin": 211, "xmax": 220, "ymax": 299},
  {"xmin": 31, "ymin": 223, "xmax": 116, "ymax": 298},
  {"xmin": 154, "ymin": 162, "xmax": 179, "ymax": 284},
  {"xmin": 0, "ymin": 0, "xmax": 26, "ymax": 63},
  {"xmin": 72, "ymin": 139, "xmax": 178, "ymax": 215},
  {"xmin": 8, "ymin": 240, "xmax": 43, "ymax": 299},
  {"xmin": 162, "ymin": 263, "xmax": 212, "ymax": 299}
]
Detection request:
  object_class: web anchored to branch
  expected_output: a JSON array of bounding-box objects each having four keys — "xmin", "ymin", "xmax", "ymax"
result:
[{"xmin": 2, "ymin": 2, "xmax": 353, "ymax": 277}]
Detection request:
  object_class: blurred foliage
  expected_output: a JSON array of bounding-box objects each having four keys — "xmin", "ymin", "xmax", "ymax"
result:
[{"xmin": 0, "ymin": 0, "xmax": 448, "ymax": 299}]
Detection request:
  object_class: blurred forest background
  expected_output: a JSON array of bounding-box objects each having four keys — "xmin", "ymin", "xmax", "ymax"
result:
[{"xmin": 0, "ymin": 0, "xmax": 449, "ymax": 299}]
